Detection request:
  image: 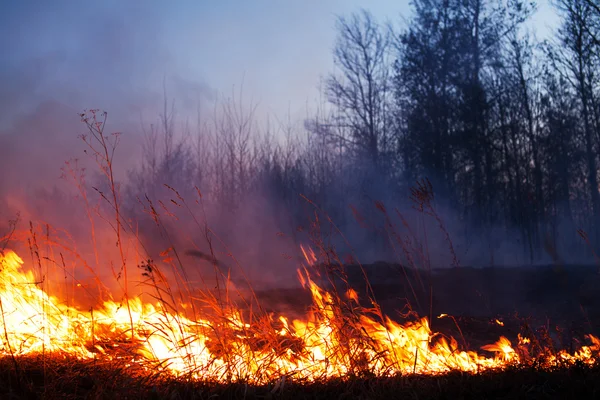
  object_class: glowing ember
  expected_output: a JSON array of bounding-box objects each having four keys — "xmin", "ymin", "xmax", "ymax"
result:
[{"xmin": 0, "ymin": 249, "xmax": 598, "ymax": 383}]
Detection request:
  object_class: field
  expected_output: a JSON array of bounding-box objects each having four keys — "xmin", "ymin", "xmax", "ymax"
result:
[
  {"xmin": 257, "ymin": 262, "xmax": 600, "ymax": 347},
  {"xmin": 1, "ymin": 355, "xmax": 600, "ymax": 399},
  {"xmin": 1, "ymin": 259, "xmax": 599, "ymax": 399}
]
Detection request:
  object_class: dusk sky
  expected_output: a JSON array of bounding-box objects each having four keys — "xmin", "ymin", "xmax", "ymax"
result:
[{"xmin": 0, "ymin": 0, "xmax": 560, "ymax": 131}]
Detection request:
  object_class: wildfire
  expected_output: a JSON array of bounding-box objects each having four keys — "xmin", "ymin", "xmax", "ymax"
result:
[{"xmin": 0, "ymin": 249, "xmax": 598, "ymax": 384}]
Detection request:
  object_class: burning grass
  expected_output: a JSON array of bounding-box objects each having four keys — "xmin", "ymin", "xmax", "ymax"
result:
[{"xmin": 0, "ymin": 247, "xmax": 599, "ymax": 391}]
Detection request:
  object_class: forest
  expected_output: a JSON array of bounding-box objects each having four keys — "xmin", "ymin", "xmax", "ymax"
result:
[{"xmin": 118, "ymin": 0, "xmax": 600, "ymax": 267}]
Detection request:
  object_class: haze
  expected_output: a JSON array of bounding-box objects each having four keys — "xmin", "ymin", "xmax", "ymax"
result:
[
  {"xmin": 0, "ymin": 0, "xmax": 557, "ymax": 129},
  {"xmin": 0, "ymin": 0, "xmax": 583, "ymax": 284}
]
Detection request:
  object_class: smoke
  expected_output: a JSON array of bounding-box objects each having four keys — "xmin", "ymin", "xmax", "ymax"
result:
[
  {"xmin": 0, "ymin": 0, "xmax": 594, "ymax": 315},
  {"xmin": 0, "ymin": 1, "xmax": 309, "ymax": 296},
  {"xmin": 0, "ymin": 1, "xmax": 219, "ymax": 298}
]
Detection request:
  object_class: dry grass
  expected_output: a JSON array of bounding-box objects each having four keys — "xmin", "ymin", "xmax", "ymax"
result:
[{"xmin": 0, "ymin": 354, "xmax": 599, "ymax": 400}]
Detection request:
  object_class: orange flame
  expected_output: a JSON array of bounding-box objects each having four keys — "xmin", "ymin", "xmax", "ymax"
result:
[{"xmin": 0, "ymin": 249, "xmax": 597, "ymax": 383}]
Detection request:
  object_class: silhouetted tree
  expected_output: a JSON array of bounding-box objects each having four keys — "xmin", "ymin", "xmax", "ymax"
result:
[
  {"xmin": 325, "ymin": 10, "xmax": 394, "ymax": 173},
  {"xmin": 548, "ymin": 0, "xmax": 600, "ymax": 239}
]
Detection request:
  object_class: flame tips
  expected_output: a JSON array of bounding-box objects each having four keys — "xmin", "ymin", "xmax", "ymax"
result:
[{"xmin": 0, "ymin": 248, "xmax": 598, "ymax": 384}]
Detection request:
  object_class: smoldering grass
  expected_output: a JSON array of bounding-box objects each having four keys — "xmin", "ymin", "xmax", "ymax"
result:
[{"xmin": 1, "ymin": 354, "xmax": 600, "ymax": 399}]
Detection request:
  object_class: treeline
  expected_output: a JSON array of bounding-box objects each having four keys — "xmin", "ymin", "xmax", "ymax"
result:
[{"xmin": 125, "ymin": 0, "xmax": 600, "ymax": 265}]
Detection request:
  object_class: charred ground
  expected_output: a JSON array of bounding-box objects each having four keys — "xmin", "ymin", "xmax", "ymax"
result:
[
  {"xmin": 254, "ymin": 262, "xmax": 600, "ymax": 351},
  {"xmin": 1, "ymin": 349, "xmax": 599, "ymax": 400}
]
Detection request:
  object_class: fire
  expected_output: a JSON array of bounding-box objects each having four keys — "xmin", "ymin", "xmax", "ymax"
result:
[{"xmin": 0, "ymin": 248, "xmax": 598, "ymax": 383}]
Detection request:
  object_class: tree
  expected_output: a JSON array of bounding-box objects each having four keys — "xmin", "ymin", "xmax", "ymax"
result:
[
  {"xmin": 394, "ymin": 0, "xmax": 464, "ymax": 200},
  {"xmin": 395, "ymin": 0, "xmax": 532, "ymax": 227},
  {"xmin": 549, "ymin": 0, "xmax": 600, "ymax": 239},
  {"xmin": 325, "ymin": 10, "xmax": 394, "ymax": 173}
]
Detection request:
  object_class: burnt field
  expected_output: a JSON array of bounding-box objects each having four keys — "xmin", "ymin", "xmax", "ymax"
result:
[
  {"xmin": 1, "ymin": 355, "xmax": 600, "ymax": 400},
  {"xmin": 254, "ymin": 263, "xmax": 600, "ymax": 349}
]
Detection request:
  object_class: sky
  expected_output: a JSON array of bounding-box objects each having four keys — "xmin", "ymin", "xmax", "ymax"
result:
[
  {"xmin": 0, "ymin": 0, "xmax": 565, "ymax": 274},
  {"xmin": 0, "ymin": 0, "xmax": 560, "ymax": 133}
]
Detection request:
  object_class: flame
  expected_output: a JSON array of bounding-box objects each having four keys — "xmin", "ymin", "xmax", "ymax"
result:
[{"xmin": 0, "ymin": 249, "xmax": 598, "ymax": 383}]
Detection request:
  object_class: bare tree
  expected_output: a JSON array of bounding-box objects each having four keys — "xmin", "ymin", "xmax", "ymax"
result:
[
  {"xmin": 549, "ymin": 0, "xmax": 600, "ymax": 233},
  {"xmin": 210, "ymin": 82, "xmax": 260, "ymax": 209},
  {"xmin": 325, "ymin": 10, "xmax": 394, "ymax": 171}
]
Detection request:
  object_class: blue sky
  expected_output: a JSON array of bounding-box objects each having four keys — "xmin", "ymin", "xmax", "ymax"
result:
[{"xmin": 0, "ymin": 0, "xmax": 560, "ymax": 131}]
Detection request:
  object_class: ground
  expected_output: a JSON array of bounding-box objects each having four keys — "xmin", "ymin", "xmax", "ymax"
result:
[
  {"xmin": 2, "ymin": 263, "xmax": 600, "ymax": 399},
  {"xmin": 255, "ymin": 262, "xmax": 600, "ymax": 348},
  {"xmin": 1, "ymin": 355, "xmax": 599, "ymax": 399}
]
